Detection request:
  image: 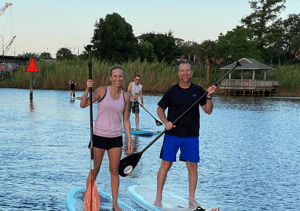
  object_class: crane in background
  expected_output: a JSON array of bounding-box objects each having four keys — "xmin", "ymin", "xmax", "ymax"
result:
[
  {"xmin": 0, "ymin": 3, "xmax": 14, "ymax": 58},
  {"xmin": 4, "ymin": 35, "xmax": 15, "ymax": 55},
  {"xmin": 0, "ymin": 3, "xmax": 12, "ymax": 17}
]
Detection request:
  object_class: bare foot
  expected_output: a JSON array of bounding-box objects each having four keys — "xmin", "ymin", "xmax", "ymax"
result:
[
  {"xmin": 189, "ymin": 198, "xmax": 200, "ymax": 207},
  {"xmin": 136, "ymin": 128, "xmax": 142, "ymax": 131},
  {"xmin": 112, "ymin": 204, "xmax": 122, "ymax": 211},
  {"xmin": 154, "ymin": 196, "xmax": 162, "ymax": 207}
]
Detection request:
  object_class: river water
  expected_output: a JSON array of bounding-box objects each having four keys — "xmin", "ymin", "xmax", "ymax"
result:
[{"xmin": 0, "ymin": 88, "xmax": 299, "ymax": 211}]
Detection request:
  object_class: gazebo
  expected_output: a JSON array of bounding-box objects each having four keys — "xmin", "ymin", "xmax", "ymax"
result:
[{"xmin": 219, "ymin": 58, "xmax": 279, "ymax": 96}]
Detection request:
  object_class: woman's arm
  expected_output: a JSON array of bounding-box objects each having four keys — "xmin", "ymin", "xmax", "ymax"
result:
[{"xmin": 80, "ymin": 79, "xmax": 103, "ymax": 108}]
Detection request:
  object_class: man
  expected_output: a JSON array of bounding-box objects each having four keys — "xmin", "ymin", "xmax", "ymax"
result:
[
  {"xmin": 154, "ymin": 62, "xmax": 216, "ymax": 209},
  {"xmin": 127, "ymin": 75, "xmax": 144, "ymax": 131}
]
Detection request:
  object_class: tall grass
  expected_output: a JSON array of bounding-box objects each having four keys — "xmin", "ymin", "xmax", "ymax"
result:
[
  {"xmin": 274, "ymin": 64, "xmax": 300, "ymax": 91},
  {"xmin": 0, "ymin": 59, "xmax": 214, "ymax": 93},
  {"xmin": 1, "ymin": 60, "xmax": 299, "ymax": 95}
]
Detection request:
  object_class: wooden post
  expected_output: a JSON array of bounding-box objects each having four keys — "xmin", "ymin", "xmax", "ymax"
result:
[
  {"xmin": 30, "ymin": 72, "xmax": 33, "ymax": 102},
  {"xmin": 26, "ymin": 58, "xmax": 39, "ymax": 102}
]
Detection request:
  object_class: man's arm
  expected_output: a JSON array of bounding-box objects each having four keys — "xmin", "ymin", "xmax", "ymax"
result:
[
  {"xmin": 127, "ymin": 83, "xmax": 133, "ymax": 100},
  {"xmin": 201, "ymin": 85, "xmax": 216, "ymax": 114},
  {"xmin": 157, "ymin": 106, "xmax": 175, "ymax": 130},
  {"xmin": 139, "ymin": 89, "xmax": 144, "ymax": 106}
]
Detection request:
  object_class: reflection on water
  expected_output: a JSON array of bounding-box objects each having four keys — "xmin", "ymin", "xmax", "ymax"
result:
[
  {"xmin": 29, "ymin": 102, "xmax": 35, "ymax": 112},
  {"xmin": 0, "ymin": 88, "xmax": 300, "ymax": 211}
]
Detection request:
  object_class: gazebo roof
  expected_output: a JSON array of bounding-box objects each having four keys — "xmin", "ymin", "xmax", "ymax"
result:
[{"xmin": 220, "ymin": 58, "xmax": 275, "ymax": 70}]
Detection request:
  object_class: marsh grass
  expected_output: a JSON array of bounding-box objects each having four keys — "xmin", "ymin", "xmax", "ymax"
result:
[{"xmin": 1, "ymin": 60, "xmax": 299, "ymax": 95}]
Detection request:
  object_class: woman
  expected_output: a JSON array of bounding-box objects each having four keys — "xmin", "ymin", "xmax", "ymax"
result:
[
  {"xmin": 80, "ymin": 65, "xmax": 133, "ymax": 211},
  {"xmin": 69, "ymin": 80, "xmax": 77, "ymax": 98}
]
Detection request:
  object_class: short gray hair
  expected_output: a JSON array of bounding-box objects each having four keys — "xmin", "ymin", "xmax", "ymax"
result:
[{"xmin": 178, "ymin": 62, "xmax": 192, "ymax": 71}]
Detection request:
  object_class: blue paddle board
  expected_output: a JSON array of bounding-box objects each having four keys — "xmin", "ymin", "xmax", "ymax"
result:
[
  {"xmin": 128, "ymin": 185, "xmax": 220, "ymax": 211},
  {"xmin": 67, "ymin": 187, "xmax": 134, "ymax": 211},
  {"xmin": 122, "ymin": 129, "xmax": 154, "ymax": 136}
]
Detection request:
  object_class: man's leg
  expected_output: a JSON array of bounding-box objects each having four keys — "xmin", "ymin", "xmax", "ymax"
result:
[
  {"xmin": 186, "ymin": 161, "xmax": 199, "ymax": 207},
  {"xmin": 135, "ymin": 112, "xmax": 140, "ymax": 130},
  {"xmin": 155, "ymin": 160, "xmax": 173, "ymax": 207}
]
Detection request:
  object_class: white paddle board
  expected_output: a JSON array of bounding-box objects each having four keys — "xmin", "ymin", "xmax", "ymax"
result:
[
  {"xmin": 128, "ymin": 185, "xmax": 220, "ymax": 211},
  {"xmin": 67, "ymin": 187, "xmax": 134, "ymax": 211}
]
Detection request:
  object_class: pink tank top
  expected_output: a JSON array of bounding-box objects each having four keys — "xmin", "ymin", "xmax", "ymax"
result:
[{"xmin": 93, "ymin": 86, "xmax": 125, "ymax": 138}]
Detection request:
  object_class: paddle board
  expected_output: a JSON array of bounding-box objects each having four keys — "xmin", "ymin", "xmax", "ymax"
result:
[
  {"xmin": 128, "ymin": 185, "xmax": 220, "ymax": 211},
  {"xmin": 67, "ymin": 187, "xmax": 134, "ymax": 211},
  {"xmin": 122, "ymin": 129, "xmax": 154, "ymax": 136}
]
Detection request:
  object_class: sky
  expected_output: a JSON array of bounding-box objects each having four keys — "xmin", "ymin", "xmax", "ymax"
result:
[{"xmin": 1, "ymin": 0, "xmax": 299, "ymax": 58}]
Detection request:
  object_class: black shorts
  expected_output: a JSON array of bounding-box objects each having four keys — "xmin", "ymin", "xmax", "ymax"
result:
[
  {"xmin": 89, "ymin": 134, "xmax": 123, "ymax": 150},
  {"xmin": 129, "ymin": 101, "xmax": 139, "ymax": 113}
]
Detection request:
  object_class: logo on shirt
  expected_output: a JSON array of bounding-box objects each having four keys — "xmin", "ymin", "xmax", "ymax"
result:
[{"xmin": 193, "ymin": 94, "xmax": 197, "ymax": 97}]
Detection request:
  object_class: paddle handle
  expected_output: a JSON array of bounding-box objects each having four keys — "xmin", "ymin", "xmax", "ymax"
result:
[
  {"xmin": 213, "ymin": 61, "xmax": 241, "ymax": 86},
  {"xmin": 135, "ymin": 100, "xmax": 163, "ymax": 125},
  {"xmin": 172, "ymin": 61, "xmax": 241, "ymax": 126},
  {"xmin": 141, "ymin": 61, "xmax": 241, "ymax": 154},
  {"xmin": 87, "ymin": 45, "xmax": 94, "ymax": 159}
]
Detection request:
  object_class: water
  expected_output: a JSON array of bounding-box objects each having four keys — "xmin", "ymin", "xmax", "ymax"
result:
[{"xmin": 1, "ymin": 88, "xmax": 299, "ymax": 211}]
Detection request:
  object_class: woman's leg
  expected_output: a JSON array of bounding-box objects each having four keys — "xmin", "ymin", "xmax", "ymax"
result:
[{"xmin": 107, "ymin": 147, "xmax": 122, "ymax": 210}]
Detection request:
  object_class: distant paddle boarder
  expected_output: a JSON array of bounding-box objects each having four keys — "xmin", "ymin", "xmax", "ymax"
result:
[
  {"xmin": 80, "ymin": 65, "xmax": 133, "ymax": 211},
  {"xmin": 69, "ymin": 80, "xmax": 77, "ymax": 99},
  {"xmin": 127, "ymin": 75, "xmax": 143, "ymax": 130},
  {"xmin": 154, "ymin": 62, "xmax": 216, "ymax": 209}
]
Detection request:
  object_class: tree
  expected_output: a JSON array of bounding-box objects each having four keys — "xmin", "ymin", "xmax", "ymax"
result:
[
  {"xmin": 56, "ymin": 47, "xmax": 74, "ymax": 60},
  {"xmin": 266, "ymin": 13, "xmax": 300, "ymax": 64},
  {"xmin": 218, "ymin": 26, "xmax": 263, "ymax": 64},
  {"xmin": 91, "ymin": 13, "xmax": 138, "ymax": 63},
  {"xmin": 241, "ymin": 0, "xmax": 286, "ymax": 59},
  {"xmin": 180, "ymin": 41, "xmax": 199, "ymax": 61},
  {"xmin": 40, "ymin": 52, "xmax": 52, "ymax": 59},
  {"xmin": 140, "ymin": 31, "xmax": 182, "ymax": 64},
  {"xmin": 197, "ymin": 40, "xmax": 221, "ymax": 83},
  {"xmin": 18, "ymin": 52, "xmax": 39, "ymax": 59},
  {"xmin": 283, "ymin": 13, "xmax": 300, "ymax": 61},
  {"xmin": 138, "ymin": 41, "xmax": 156, "ymax": 62}
]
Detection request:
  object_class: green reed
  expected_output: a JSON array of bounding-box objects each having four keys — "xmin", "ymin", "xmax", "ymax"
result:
[
  {"xmin": 2, "ymin": 59, "xmax": 298, "ymax": 95},
  {"xmin": 0, "ymin": 59, "xmax": 212, "ymax": 93},
  {"xmin": 274, "ymin": 64, "xmax": 300, "ymax": 91}
]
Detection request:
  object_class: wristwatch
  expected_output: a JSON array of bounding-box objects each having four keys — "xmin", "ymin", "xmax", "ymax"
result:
[{"xmin": 207, "ymin": 95, "xmax": 212, "ymax": 100}]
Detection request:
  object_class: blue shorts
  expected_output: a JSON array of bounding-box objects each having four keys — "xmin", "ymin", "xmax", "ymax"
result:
[{"xmin": 160, "ymin": 134, "xmax": 200, "ymax": 163}]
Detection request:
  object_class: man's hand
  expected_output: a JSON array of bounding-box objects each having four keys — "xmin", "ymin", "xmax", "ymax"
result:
[
  {"xmin": 207, "ymin": 85, "xmax": 216, "ymax": 97},
  {"xmin": 165, "ymin": 121, "xmax": 176, "ymax": 130}
]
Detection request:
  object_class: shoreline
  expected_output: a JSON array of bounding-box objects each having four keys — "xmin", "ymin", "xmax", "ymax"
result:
[{"xmin": 1, "ymin": 86, "xmax": 300, "ymax": 97}]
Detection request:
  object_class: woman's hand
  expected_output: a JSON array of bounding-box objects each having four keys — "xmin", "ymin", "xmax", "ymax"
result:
[
  {"xmin": 126, "ymin": 142, "xmax": 133, "ymax": 154},
  {"xmin": 86, "ymin": 79, "xmax": 94, "ymax": 89}
]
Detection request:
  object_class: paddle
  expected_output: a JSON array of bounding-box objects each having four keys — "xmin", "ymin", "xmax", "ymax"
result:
[
  {"xmin": 135, "ymin": 100, "xmax": 163, "ymax": 126},
  {"xmin": 119, "ymin": 61, "xmax": 241, "ymax": 177},
  {"xmin": 83, "ymin": 45, "xmax": 100, "ymax": 211}
]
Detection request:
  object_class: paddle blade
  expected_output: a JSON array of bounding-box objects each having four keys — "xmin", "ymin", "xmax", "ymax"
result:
[
  {"xmin": 119, "ymin": 152, "xmax": 142, "ymax": 177},
  {"xmin": 84, "ymin": 171, "xmax": 100, "ymax": 211},
  {"xmin": 156, "ymin": 120, "xmax": 163, "ymax": 126}
]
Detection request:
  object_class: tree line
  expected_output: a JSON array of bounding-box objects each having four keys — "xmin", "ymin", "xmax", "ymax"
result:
[{"xmin": 21, "ymin": 0, "xmax": 299, "ymax": 68}]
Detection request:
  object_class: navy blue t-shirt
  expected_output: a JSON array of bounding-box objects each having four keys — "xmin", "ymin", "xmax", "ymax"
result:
[{"xmin": 158, "ymin": 83, "xmax": 207, "ymax": 137}]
